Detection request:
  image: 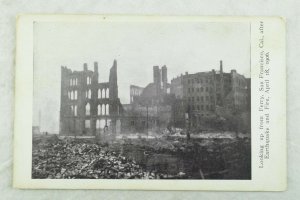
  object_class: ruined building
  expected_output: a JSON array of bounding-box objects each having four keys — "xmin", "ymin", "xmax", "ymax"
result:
[
  {"xmin": 171, "ymin": 60, "xmax": 250, "ymax": 127},
  {"xmin": 130, "ymin": 65, "xmax": 170, "ymax": 105},
  {"xmin": 122, "ymin": 65, "xmax": 173, "ymax": 133},
  {"xmin": 59, "ymin": 60, "xmax": 122, "ymax": 136}
]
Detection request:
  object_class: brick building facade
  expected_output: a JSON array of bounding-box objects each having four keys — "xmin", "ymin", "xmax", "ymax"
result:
[
  {"xmin": 170, "ymin": 60, "xmax": 250, "ymax": 127},
  {"xmin": 59, "ymin": 60, "xmax": 122, "ymax": 136}
]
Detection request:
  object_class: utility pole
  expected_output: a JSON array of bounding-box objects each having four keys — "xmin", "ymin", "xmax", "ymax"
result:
[{"xmin": 146, "ymin": 104, "xmax": 149, "ymax": 138}]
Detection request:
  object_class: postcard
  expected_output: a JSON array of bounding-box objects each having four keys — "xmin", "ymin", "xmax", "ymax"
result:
[{"xmin": 14, "ymin": 15, "xmax": 286, "ymax": 191}]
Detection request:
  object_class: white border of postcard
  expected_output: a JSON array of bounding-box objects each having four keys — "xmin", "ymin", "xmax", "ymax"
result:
[{"xmin": 14, "ymin": 15, "xmax": 286, "ymax": 191}]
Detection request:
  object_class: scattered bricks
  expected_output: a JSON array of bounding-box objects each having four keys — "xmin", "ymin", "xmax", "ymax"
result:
[
  {"xmin": 32, "ymin": 138, "xmax": 149, "ymax": 179},
  {"xmin": 32, "ymin": 135, "xmax": 250, "ymax": 179}
]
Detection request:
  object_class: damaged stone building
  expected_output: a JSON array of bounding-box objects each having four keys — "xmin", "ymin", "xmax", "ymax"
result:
[
  {"xmin": 59, "ymin": 60, "xmax": 122, "ymax": 136},
  {"xmin": 59, "ymin": 59, "xmax": 250, "ymax": 135},
  {"xmin": 171, "ymin": 60, "xmax": 250, "ymax": 128},
  {"xmin": 121, "ymin": 65, "xmax": 174, "ymax": 133}
]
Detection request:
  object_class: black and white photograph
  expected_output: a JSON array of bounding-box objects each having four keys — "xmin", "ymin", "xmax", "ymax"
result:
[{"xmin": 31, "ymin": 19, "xmax": 252, "ymax": 180}]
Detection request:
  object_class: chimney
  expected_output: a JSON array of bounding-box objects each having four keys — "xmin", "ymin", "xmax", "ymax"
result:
[
  {"xmin": 113, "ymin": 59, "xmax": 117, "ymax": 67},
  {"xmin": 84, "ymin": 63, "xmax": 88, "ymax": 71},
  {"xmin": 153, "ymin": 66, "xmax": 160, "ymax": 83},
  {"xmin": 161, "ymin": 65, "xmax": 168, "ymax": 93},
  {"xmin": 109, "ymin": 59, "xmax": 118, "ymax": 99},
  {"xmin": 220, "ymin": 60, "xmax": 223, "ymax": 73},
  {"xmin": 94, "ymin": 62, "xmax": 98, "ymax": 72}
]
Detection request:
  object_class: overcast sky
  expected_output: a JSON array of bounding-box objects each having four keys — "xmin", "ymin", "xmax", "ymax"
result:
[{"xmin": 33, "ymin": 21, "xmax": 250, "ymax": 133}]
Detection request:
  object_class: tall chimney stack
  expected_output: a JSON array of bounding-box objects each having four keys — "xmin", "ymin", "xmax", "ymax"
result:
[
  {"xmin": 220, "ymin": 60, "xmax": 223, "ymax": 73},
  {"xmin": 161, "ymin": 65, "xmax": 168, "ymax": 93},
  {"xmin": 94, "ymin": 62, "xmax": 98, "ymax": 72}
]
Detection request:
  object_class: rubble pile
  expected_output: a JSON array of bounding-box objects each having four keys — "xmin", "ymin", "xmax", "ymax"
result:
[
  {"xmin": 32, "ymin": 140, "xmax": 148, "ymax": 179},
  {"xmin": 116, "ymin": 137, "xmax": 251, "ymax": 179},
  {"xmin": 32, "ymin": 135, "xmax": 251, "ymax": 180}
]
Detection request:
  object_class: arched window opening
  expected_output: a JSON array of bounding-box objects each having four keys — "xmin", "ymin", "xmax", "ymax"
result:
[
  {"xmin": 88, "ymin": 89, "xmax": 91, "ymax": 99},
  {"xmin": 106, "ymin": 119, "xmax": 111, "ymax": 127},
  {"xmin": 100, "ymin": 119, "xmax": 106, "ymax": 129},
  {"xmin": 74, "ymin": 106, "xmax": 77, "ymax": 116},
  {"xmin": 98, "ymin": 89, "xmax": 101, "ymax": 99},
  {"xmin": 106, "ymin": 104, "xmax": 109, "ymax": 115},
  {"xmin": 85, "ymin": 120, "xmax": 90, "ymax": 128},
  {"xmin": 102, "ymin": 88, "xmax": 105, "ymax": 98},
  {"xmin": 71, "ymin": 105, "xmax": 74, "ymax": 115},
  {"xmin": 71, "ymin": 91, "xmax": 74, "ymax": 100},
  {"xmin": 74, "ymin": 90, "xmax": 77, "ymax": 100},
  {"xmin": 102, "ymin": 104, "xmax": 105, "ymax": 115},
  {"xmin": 106, "ymin": 88, "xmax": 109, "ymax": 98},
  {"xmin": 96, "ymin": 120, "xmax": 100, "ymax": 129},
  {"xmin": 87, "ymin": 77, "xmax": 91, "ymax": 85},
  {"xmin": 85, "ymin": 103, "xmax": 90, "ymax": 116},
  {"xmin": 97, "ymin": 104, "xmax": 101, "ymax": 115},
  {"xmin": 70, "ymin": 79, "xmax": 72, "ymax": 86}
]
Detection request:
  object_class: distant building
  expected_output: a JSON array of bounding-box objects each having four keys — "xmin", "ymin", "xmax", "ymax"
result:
[
  {"xmin": 59, "ymin": 60, "xmax": 123, "ymax": 136},
  {"xmin": 122, "ymin": 65, "xmax": 173, "ymax": 133},
  {"xmin": 130, "ymin": 65, "xmax": 171, "ymax": 105},
  {"xmin": 171, "ymin": 60, "xmax": 250, "ymax": 127},
  {"xmin": 130, "ymin": 85, "xmax": 144, "ymax": 104}
]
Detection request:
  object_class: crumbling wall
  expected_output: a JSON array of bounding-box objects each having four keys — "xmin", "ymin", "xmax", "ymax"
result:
[{"xmin": 59, "ymin": 60, "xmax": 122, "ymax": 136}]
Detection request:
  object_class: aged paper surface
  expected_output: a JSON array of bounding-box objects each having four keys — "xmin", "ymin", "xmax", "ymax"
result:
[{"xmin": 14, "ymin": 15, "xmax": 286, "ymax": 191}]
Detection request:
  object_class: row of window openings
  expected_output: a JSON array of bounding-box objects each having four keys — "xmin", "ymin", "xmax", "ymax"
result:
[
  {"xmin": 188, "ymin": 87, "xmax": 212, "ymax": 93},
  {"xmin": 68, "ymin": 91, "xmax": 77, "ymax": 100},
  {"xmin": 131, "ymin": 89, "xmax": 142, "ymax": 96},
  {"xmin": 70, "ymin": 103, "xmax": 110, "ymax": 116},
  {"xmin": 71, "ymin": 105, "xmax": 78, "ymax": 116},
  {"xmin": 70, "ymin": 77, "xmax": 92, "ymax": 86},
  {"xmin": 188, "ymin": 96, "xmax": 214, "ymax": 102},
  {"xmin": 234, "ymin": 79, "xmax": 246, "ymax": 87},
  {"xmin": 187, "ymin": 77, "xmax": 247, "ymax": 87},
  {"xmin": 68, "ymin": 89, "xmax": 109, "ymax": 100},
  {"xmin": 84, "ymin": 119, "xmax": 111, "ymax": 129},
  {"xmin": 85, "ymin": 89, "xmax": 110, "ymax": 99},
  {"xmin": 85, "ymin": 103, "xmax": 110, "ymax": 116},
  {"xmin": 70, "ymin": 78, "xmax": 78, "ymax": 86},
  {"xmin": 188, "ymin": 78, "xmax": 212, "ymax": 84}
]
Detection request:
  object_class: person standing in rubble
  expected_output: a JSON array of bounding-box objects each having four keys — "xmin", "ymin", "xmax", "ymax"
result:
[{"xmin": 186, "ymin": 130, "xmax": 190, "ymax": 141}]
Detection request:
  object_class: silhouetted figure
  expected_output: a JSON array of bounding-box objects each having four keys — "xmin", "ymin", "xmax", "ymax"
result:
[{"xmin": 187, "ymin": 131, "xmax": 190, "ymax": 141}]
